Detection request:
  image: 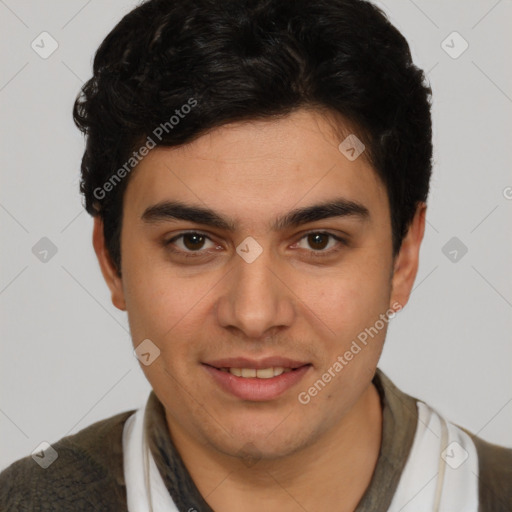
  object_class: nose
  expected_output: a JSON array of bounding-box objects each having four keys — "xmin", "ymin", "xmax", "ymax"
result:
[{"xmin": 215, "ymin": 243, "xmax": 295, "ymax": 341}]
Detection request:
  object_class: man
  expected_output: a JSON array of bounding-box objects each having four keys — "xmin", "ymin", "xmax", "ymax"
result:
[{"xmin": 1, "ymin": 0, "xmax": 510, "ymax": 510}]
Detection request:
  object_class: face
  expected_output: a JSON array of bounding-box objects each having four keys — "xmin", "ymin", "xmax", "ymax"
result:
[{"xmin": 94, "ymin": 108, "xmax": 425, "ymax": 461}]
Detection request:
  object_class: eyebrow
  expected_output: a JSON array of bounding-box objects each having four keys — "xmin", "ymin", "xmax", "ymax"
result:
[{"xmin": 141, "ymin": 198, "xmax": 370, "ymax": 231}]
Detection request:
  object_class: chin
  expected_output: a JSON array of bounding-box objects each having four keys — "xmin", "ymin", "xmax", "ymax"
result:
[{"xmin": 209, "ymin": 417, "xmax": 318, "ymax": 462}]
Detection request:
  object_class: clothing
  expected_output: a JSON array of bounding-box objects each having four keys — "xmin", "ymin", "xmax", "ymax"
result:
[
  {"xmin": 123, "ymin": 388, "xmax": 481, "ymax": 511},
  {"xmin": 1, "ymin": 368, "xmax": 511, "ymax": 511}
]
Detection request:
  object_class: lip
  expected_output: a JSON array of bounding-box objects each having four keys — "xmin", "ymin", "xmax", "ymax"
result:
[
  {"xmin": 202, "ymin": 360, "xmax": 312, "ymax": 402},
  {"xmin": 204, "ymin": 356, "xmax": 309, "ymax": 370}
]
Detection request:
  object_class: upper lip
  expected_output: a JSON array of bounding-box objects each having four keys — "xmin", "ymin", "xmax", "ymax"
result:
[{"xmin": 204, "ymin": 357, "xmax": 310, "ymax": 370}]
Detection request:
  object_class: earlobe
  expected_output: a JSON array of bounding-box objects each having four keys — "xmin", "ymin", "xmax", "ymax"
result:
[
  {"xmin": 389, "ymin": 202, "xmax": 427, "ymax": 311},
  {"xmin": 92, "ymin": 216, "xmax": 127, "ymax": 311}
]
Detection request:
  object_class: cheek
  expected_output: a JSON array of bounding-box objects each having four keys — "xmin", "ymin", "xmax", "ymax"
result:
[
  {"xmin": 124, "ymin": 275, "xmax": 200, "ymax": 340},
  {"xmin": 122, "ymin": 250, "xmax": 221, "ymax": 359},
  {"xmin": 294, "ymin": 260, "xmax": 391, "ymax": 339}
]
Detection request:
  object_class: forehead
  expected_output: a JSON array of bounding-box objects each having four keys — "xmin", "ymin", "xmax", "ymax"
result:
[{"xmin": 122, "ymin": 109, "xmax": 388, "ymax": 230}]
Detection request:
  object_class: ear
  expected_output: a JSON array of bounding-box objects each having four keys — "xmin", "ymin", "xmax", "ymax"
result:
[
  {"xmin": 389, "ymin": 202, "xmax": 427, "ymax": 311},
  {"xmin": 92, "ymin": 216, "xmax": 126, "ymax": 311}
]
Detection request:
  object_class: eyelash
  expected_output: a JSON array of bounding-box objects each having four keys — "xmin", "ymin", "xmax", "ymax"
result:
[{"xmin": 163, "ymin": 231, "xmax": 347, "ymax": 259}]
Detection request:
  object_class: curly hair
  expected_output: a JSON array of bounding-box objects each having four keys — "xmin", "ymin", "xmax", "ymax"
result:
[{"xmin": 73, "ymin": 0, "xmax": 433, "ymax": 276}]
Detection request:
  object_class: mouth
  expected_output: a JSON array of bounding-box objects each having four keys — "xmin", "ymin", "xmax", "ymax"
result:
[
  {"xmin": 217, "ymin": 367, "xmax": 294, "ymax": 378},
  {"xmin": 202, "ymin": 357, "xmax": 312, "ymax": 401}
]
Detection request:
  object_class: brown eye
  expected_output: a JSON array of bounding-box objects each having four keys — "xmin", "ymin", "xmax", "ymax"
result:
[
  {"xmin": 295, "ymin": 232, "xmax": 346, "ymax": 254},
  {"xmin": 182, "ymin": 233, "xmax": 207, "ymax": 251},
  {"xmin": 307, "ymin": 233, "xmax": 330, "ymax": 251},
  {"xmin": 164, "ymin": 231, "xmax": 217, "ymax": 256}
]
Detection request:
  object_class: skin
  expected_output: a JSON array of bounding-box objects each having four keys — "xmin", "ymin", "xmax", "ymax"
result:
[{"xmin": 93, "ymin": 108, "xmax": 426, "ymax": 511}]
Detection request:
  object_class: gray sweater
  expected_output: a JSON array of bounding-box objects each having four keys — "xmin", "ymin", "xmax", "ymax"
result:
[{"xmin": 1, "ymin": 369, "xmax": 511, "ymax": 511}]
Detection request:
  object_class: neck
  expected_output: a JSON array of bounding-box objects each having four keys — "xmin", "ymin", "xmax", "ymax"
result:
[{"xmin": 166, "ymin": 382, "xmax": 382, "ymax": 512}]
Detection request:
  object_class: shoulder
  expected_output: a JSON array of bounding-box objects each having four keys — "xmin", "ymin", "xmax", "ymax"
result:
[
  {"xmin": 415, "ymin": 397, "xmax": 512, "ymax": 511},
  {"xmin": 459, "ymin": 426, "xmax": 512, "ymax": 511},
  {"xmin": 0, "ymin": 409, "xmax": 135, "ymax": 512}
]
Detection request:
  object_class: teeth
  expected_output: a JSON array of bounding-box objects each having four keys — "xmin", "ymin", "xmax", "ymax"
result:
[
  {"xmin": 227, "ymin": 367, "xmax": 293, "ymax": 378},
  {"xmin": 256, "ymin": 368, "xmax": 274, "ymax": 379}
]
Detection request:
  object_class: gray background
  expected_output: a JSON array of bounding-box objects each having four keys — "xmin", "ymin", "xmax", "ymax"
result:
[{"xmin": 1, "ymin": 0, "xmax": 511, "ymax": 471}]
